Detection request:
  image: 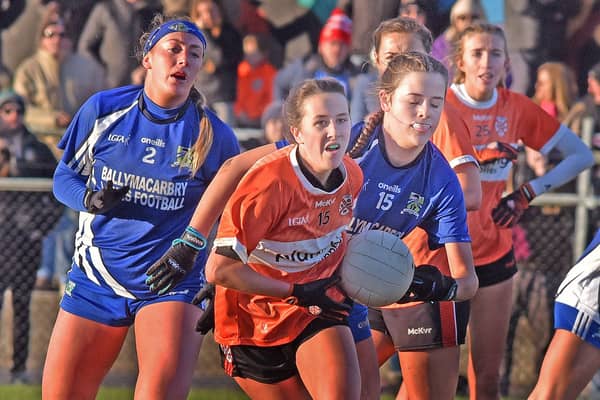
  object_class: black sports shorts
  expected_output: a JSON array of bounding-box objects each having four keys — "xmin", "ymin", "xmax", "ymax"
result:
[{"xmin": 219, "ymin": 317, "xmax": 346, "ymax": 383}]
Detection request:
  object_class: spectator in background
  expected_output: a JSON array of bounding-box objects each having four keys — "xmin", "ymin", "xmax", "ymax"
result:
[
  {"xmin": 77, "ymin": 0, "xmax": 161, "ymax": 88},
  {"xmin": 565, "ymin": 0, "xmax": 600, "ymax": 98},
  {"xmin": 273, "ymin": 8, "xmax": 361, "ymax": 102},
  {"xmin": 0, "ymin": 0, "xmax": 26, "ymax": 89},
  {"xmin": 504, "ymin": 0, "xmax": 581, "ymax": 97},
  {"xmin": 564, "ymin": 61, "xmax": 600, "ymax": 212},
  {"xmin": 432, "ymin": 0, "xmax": 486, "ymax": 79},
  {"xmin": 234, "ymin": 33, "xmax": 277, "ymax": 128},
  {"xmin": 524, "ymin": 62, "xmax": 578, "ymax": 176},
  {"xmin": 162, "ymin": 0, "xmax": 191, "ymax": 16},
  {"xmin": 13, "ymin": 13, "xmax": 107, "ymax": 151},
  {"xmin": 533, "ymin": 62, "xmax": 577, "ymax": 122},
  {"xmin": 398, "ymin": 0, "xmax": 430, "ymax": 27},
  {"xmin": 191, "ymin": 0, "xmax": 243, "ymax": 126},
  {"xmin": 261, "ymin": 100, "xmax": 287, "ymax": 143},
  {"xmin": 1, "ymin": 0, "xmax": 55, "ymax": 75},
  {"xmin": 336, "ymin": 0, "xmax": 401, "ymax": 66},
  {"xmin": 235, "ymin": 0, "xmax": 284, "ymax": 68},
  {"xmin": 259, "ymin": 0, "xmax": 323, "ymax": 66},
  {"xmin": 565, "ymin": 62, "xmax": 600, "ymax": 146},
  {"xmin": 0, "ymin": 90, "xmax": 61, "ymax": 384}
]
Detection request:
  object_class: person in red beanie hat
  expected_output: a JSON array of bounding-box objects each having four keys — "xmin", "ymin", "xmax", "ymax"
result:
[
  {"xmin": 319, "ymin": 8, "xmax": 352, "ymax": 46},
  {"xmin": 273, "ymin": 8, "xmax": 362, "ymax": 103}
]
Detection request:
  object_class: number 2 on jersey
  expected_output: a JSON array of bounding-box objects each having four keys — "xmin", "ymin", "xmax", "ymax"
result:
[{"xmin": 143, "ymin": 147, "xmax": 157, "ymax": 164}]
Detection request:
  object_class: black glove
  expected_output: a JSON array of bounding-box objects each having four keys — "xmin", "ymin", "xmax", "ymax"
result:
[
  {"xmin": 192, "ymin": 283, "xmax": 215, "ymax": 334},
  {"xmin": 146, "ymin": 226, "xmax": 207, "ymax": 295},
  {"xmin": 397, "ymin": 265, "xmax": 458, "ymax": 303},
  {"xmin": 84, "ymin": 180, "xmax": 129, "ymax": 214},
  {"xmin": 287, "ymin": 276, "xmax": 352, "ymax": 321},
  {"xmin": 492, "ymin": 182, "xmax": 536, "ymax": 228}
]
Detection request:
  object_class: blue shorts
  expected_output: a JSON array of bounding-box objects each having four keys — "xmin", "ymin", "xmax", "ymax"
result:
[
  {"xmin": 348, "ymin": 302, "xmax": 371, "ymax": 343},
  {"xmin": 60, "ymin": 264, "xmax": 203, "ymax": 326},
  {"xmin": 554, "ymin": 302, "xmax": 600, "ymax": 350}
]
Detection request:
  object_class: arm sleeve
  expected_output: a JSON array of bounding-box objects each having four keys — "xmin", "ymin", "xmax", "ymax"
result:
[
  {"xmin": 529, "ymin": 126, "xmax": 595, "ymax": 195},
  {"xmin": 52, "ymin": 160, "xmax": 88, "ymax": 211}
]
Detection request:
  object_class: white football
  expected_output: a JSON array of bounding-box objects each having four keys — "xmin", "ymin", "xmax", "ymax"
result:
[{"xmin": 340, "ymin": 230, "xmax": 414, "ymax": 307}]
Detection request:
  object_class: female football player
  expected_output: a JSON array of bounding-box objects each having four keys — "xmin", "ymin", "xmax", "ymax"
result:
[
  {"xmin": 448, "ymin": 22, "xmax": 594, "ymax": 399},
  {"xmin": 163, "ymin": 19, "xmax": 481, "ymax": 400},
  {"xmin": 206, "ymin": 78, "xmax": 363, "ymax": 399},
  {"xmin": 355, "ymin": 17, "xmax": 481, "ymax": 400},
  {"xmin": 42, "ymin": 15, "xmax": 240, "ymax": 400}
]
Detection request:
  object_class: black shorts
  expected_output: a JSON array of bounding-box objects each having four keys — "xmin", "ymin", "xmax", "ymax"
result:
[
  {"xmin": 475, "ymin": 249, "xmax": 518, "ymax": 287},
  {"xmin": 219, "ymin": 318, "xmax": 346, "ymax": 384},
  {"xmin": 369, "ymin": 300, "xmax": 470, "ymax": 351}
]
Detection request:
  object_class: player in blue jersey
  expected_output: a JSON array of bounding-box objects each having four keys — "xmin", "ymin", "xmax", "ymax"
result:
[
  {"xmin": 345, "ymin": 51, "xmax": 478, "ymax": 400},
  {"xmin": 41, "ymin": 15, "xmax": 240, "ymax": 400},
  {"xmin": 529, "ymin": 228, "xmax": 600, "ymax": 400}
]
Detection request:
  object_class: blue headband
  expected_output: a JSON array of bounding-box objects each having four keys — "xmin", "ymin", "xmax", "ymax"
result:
[{"xmin": 143, "ymin": 20, "xmax": 207, "ymax": 55}]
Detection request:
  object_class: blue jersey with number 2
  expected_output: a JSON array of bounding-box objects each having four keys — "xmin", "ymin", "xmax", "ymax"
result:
[{"xmin": 56, "ymin": 85, "xmax": 240, "ymax": 299}]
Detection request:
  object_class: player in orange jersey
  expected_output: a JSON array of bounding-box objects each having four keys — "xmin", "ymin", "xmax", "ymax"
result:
[
  {"xmin": 206, "ymin": 78, "xmax": 363, "ymax": 399},
  {"xmin": 179, "ymin": 18, "xmax": 481, "ymax": 400},
  {"xmin": 447, "ymin": 23, "xmax": 594, "ymax": 400}
]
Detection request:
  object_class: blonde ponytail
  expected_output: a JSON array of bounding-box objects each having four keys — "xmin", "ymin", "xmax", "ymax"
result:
[{"xmin": 189, "ymin": 88, "xmax": 214, "ymax": 175}]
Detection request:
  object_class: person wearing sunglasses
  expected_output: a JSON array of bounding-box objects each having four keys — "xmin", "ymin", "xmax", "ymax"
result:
[
  {"xmin": 0, "ymin": 89, "xmax": 62, "ymax": 384},
  {"xmin": 12, "ymin": 10, "xmax": 106, "ymax": 144}
]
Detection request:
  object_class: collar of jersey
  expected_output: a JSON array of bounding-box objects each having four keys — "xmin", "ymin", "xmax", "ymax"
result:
[{"xmin": 138, "ymin": 92, "xmax": 192, "ymax": 124}]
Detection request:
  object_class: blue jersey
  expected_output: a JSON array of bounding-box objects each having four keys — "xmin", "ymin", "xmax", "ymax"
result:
[
  {"xmin": 347, "ymin": 122, "xmax": 470, "ymax": 249},
  {"xmin": 55, "ymin": 85, "xmax": 240, "ymax": 299},
  {"xmin": 580, "ymin": 228, "xmax": 600, "ymax": 261}
]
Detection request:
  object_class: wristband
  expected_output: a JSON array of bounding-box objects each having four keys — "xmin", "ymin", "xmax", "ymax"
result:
[
  {"xmin": 172, "ymin": 226, "xmax": 207, "ymax": 251},
  {"xmin": 521, "ymin": 182, "xmax": 536, "ymax": 202}
]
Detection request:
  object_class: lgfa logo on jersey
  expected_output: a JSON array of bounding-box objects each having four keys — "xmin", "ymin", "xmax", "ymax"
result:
[
  {"xmin": 401, "ymin": 192, "xmax": 424, "ymax": 217},
  {"xmin": 172, "ymin": 146, "xmax": 194, "ymax": 169},
  {"xmin": 339, "ymin": 194, "xmax": 353, "ymax": 216}
]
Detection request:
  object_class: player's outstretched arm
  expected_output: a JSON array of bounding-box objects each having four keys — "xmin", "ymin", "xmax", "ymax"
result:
[{"xmin": 145, "ymin": 144, "xmax": 278, "ymax": 292}]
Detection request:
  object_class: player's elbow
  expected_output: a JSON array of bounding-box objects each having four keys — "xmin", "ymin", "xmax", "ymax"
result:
[
  {"xmin": 581, "ymin": 146, "xmax": 595, "ymax": 170},
  {"xmin": 204, "ymin": 251, "xmax": 237, "ymax": 287},
  {"xmin": 456, "ymin": 274, "xmax": 479, "ymax": 301}
]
